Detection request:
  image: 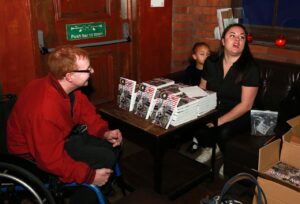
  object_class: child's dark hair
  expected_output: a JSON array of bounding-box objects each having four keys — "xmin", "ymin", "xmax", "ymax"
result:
[
  {"xmin": 188, "ymin": 42, "xmax": 210, "ymax": 64},
  {"xmin": 192, "ymin": 42, "xmax": 210, "ymax": 54}
]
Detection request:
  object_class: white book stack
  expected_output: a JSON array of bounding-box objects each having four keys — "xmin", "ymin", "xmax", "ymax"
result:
[
  {"xmin": 178, "ymin": 86, "xmax": 217, "ymax": 116},
  {"xmin": 170, "ymin": 90, "xmax": 217, "ymax": 127},
  {"xmin": 196, "ymin": 90, "xmax": 217, "ymax": 117},
  {"xmin": 171, "ymin": 93, "xmax": 201, "ymax": 127},
  {"xmin": 117, "ymin": 77, "xmax": 137, "ymax": 112}
]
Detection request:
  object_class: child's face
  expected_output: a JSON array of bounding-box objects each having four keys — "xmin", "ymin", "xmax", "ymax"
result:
[{"xmin": 192, "ymin": 46, "xmax": 210, "ymax": 65}]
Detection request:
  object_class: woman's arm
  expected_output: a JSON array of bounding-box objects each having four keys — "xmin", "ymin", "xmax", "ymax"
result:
[{"xmin": 218, "ymin": 86, "xmax": 258, "ymax": 126}]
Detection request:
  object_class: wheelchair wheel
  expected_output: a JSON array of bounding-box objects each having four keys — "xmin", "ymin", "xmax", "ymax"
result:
[{"xmin": 0, "ymin": 162, "xmax": 56, "ymax": 204}]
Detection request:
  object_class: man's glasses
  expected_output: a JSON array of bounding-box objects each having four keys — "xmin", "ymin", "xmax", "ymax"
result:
[{"xmin": 72, "ymin": 66, "xmax": 94, "ymax": 73}]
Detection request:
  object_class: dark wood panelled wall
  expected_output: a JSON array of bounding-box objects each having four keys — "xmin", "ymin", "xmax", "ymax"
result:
[
  {"xmin": 0, "ymin": 1, "xmax": 38, "ymax": 95},
  {"xmin": 0, "ymin": 0, "xmax": 172, "ymax": 105}
]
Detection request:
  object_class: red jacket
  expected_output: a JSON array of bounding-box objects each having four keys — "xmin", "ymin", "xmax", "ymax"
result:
[{"xmin": 7, "ymin": 74, "xmax": 109, "ymax": 184}]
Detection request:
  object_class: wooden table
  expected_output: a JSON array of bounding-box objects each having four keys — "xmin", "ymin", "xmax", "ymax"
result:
[{"xmin": 98, "ymin": 103, "xmax": 218, "ymax": 198}]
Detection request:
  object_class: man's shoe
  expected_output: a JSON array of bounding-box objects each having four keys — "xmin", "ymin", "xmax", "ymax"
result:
[{"xmin": 195, "ymin": 147, "xmax": 213, "ymax": 163}]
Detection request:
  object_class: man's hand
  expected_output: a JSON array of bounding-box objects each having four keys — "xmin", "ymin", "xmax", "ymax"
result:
[
  {"xmin": 104, "ymin": 129, "xmax": 123, "ymax": 147},
  {"xmin": 92, "ymin": 168, "xmax": 113, "ymax": 186}
]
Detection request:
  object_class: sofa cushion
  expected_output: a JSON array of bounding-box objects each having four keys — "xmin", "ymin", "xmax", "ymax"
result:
[
  {"xmin": 275, "ymin": 79, "xmax": 300, "ymax": 134},
  {"xmin": 254, "ymin": 60, "xmax": 300, "ymax": 111}
]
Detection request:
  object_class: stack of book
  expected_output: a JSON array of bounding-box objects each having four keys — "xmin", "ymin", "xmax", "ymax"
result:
[
  {"xmin": 171, "ymin": 93, "xmax": 201, "ymax": 126},
  {"xmin": 149, "ymin": 83, "xmax": 188, "ymax": 129},
  {"xmin": 171, "ymin": 90, "xmax": 217, "ymax": 127},
  {"xmin": 196, "ymin": 90, "xmax": 217, "ymax": 116},
  {"xmin": 133, "ymin": 77, "xmax": 174, "ymax": 119},
  {"xmin": 117, "ymin": 76, "xmax": 217, "ymax": 129},
  {"xmin": 117, "ymin": 77, "xmax": 137, "ymax": 112}
]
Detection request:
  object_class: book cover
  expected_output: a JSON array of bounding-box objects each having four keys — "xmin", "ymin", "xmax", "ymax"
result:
[
  {"xmin": 176, "ymin": 93, "xmax": 201, "ymax": 111},
  {"xmin": 143, "ymin": 77, "xmax": 175, "ymax": 89},
  {"xmin": 133, "ymin": 83, "xmax": 157, "ymax": 119},
  {"xmin": 151, "ymin": 92, "xmax": 180, "ymax": 129},
  {"xmin": 265, "ymin": 162, "xmax": 300, "ymax": 188},
  {"xmin": 117, "ymin": 77, "xmax": 137, "ymax": 111},
  {"xmin": 179, "ymin": 86, "xmax": 208, "ymax": 98},
  {"xmin": 251, "ymin": 110, "xmax": 278, "ymax": 136},
  {"xmin": 153, "ymin": 83, "xmax": 187, "ymax": 101}
]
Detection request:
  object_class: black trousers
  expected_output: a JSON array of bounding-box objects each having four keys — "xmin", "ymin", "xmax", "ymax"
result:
[
  {"xmin": 64, "ymin": 132, "xmax": 121, "ymax": 204},
  {"xmin": 195, "ymin": 112, "xmax": 251, "ymax": 154},
  {"xmin": 65, "ymin": 133, "xmax": 120, "ymax": 169}
]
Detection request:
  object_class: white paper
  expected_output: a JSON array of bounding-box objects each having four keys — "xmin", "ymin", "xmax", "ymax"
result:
[
  {"xmin": 151, "ymin": 0, "xmax": 164, "ymax": 7},
  {"xmin": 223, "ymin": 18, "xmax": 239, "ymax": 29},
  {"xmin": 214, "ymin": 26, "xmax": 221, "ymax": 40},
  {"xmin": 179, "ymin": 86, "xmax": 208, "ymax": 98},
  {"xmin": 217, "ymin": 8, "xmax": 232, "ymax": 35}
]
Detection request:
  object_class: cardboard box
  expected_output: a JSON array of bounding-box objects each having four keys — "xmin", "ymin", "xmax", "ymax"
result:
[{"xmin": 253, "ymin": 115, "xmax": 300, "ymax": 204}]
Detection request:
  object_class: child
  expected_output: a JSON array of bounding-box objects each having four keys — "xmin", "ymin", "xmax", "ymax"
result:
[
  {"xmin": 184, "ymin": 42, "xmax": 211, "ymax": 153},
  {"xmin": 185, "ymin": 43, "xmax": 220, "ymax": 163},
  {"xmin": 183, "ymin": 42, "xmax": 210, "ymax": 86}
]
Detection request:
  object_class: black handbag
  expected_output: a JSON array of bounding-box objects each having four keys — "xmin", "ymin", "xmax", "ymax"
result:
[{"xmin": 200, "ymin": 173, "xmax": 267, "ymax": 204}]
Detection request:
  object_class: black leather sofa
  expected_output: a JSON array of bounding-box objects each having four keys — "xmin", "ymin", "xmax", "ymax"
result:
[
  {"xmin": 224, "ymin": 59, "xmax": 300, "ymax": 178},
  {"xmin": 166, "ymin": 59, "xmax": 300, "ymax": 178}
]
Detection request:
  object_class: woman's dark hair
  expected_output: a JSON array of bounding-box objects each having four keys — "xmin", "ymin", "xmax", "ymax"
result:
[{"xmin": 217, "ymin": 23, "xmax": 256, "ymax": 83}]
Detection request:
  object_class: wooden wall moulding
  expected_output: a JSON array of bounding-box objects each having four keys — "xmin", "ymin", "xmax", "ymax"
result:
[{"xmin": 53, "ymin": 0, "xmax": 112, "ymax": 20}]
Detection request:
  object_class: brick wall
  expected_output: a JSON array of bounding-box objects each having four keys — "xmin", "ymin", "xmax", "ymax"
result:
[
  {"xmin": 172, "ymin": 0, "xmax": 231, "ymax": 72},
  {"xmin": 171, "ymin": 0, "xmax": 300, "ymax": 72}
]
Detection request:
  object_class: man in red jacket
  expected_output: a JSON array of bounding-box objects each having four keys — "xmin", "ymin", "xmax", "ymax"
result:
[{"xmin": 7, "ymin": 45, "xmax": 122, "ymax": 201}]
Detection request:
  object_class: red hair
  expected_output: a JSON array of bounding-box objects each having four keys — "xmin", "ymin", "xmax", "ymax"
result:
[{"xmin": 47, "ymin": 45, "xmax": 89, "ymax": 79}]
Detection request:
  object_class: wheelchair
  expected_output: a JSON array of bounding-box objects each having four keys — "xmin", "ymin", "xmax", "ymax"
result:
[{"xmin": 0, "ymin": 93, "xmax": 126, "ymax": 203}]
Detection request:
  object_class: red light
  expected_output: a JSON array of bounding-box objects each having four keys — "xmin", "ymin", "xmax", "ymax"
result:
[
  {"xmin": 247, "ymin": 33, "xmax": 253, "ymax": 43},
  {"xmin": 275, "ymin": 35, "xmax": 286, "ymax": 47}
]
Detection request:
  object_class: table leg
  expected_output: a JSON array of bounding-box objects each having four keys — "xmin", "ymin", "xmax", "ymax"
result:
[{"xmin": 152, "ymin": 139, "xmax": 164, "ymax": 194}]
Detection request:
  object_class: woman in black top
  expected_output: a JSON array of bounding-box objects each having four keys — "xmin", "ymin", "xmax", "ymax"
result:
[{"xmin": 197, "ymin": 23, "xmax": 260, "ymax": 175}]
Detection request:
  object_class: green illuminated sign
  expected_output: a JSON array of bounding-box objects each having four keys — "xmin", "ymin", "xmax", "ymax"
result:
[{"xmin": 66, "ymin": 22, "xmax": 106, "ymax": 41}]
